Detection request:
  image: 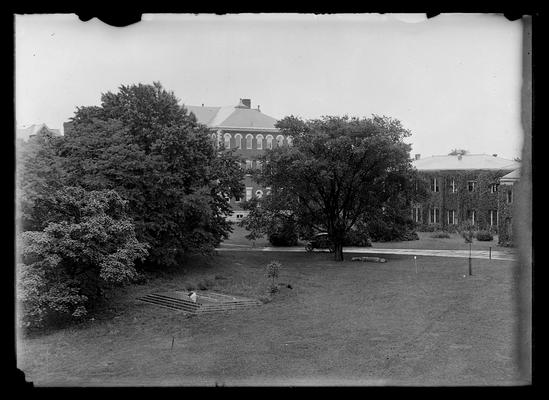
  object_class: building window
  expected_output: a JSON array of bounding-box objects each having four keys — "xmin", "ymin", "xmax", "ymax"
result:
[
  {"xmin": 412, "ymin": 206, "xmax": 422, "ymax": 222},
  {"xmin": 490, "ymin": 183, "xmax": 499, "ymax": 193},
  {"xmin": 430, "ymin": 177, "xmax": 439, "ymax": 192},
  {"xmin": 276, "ymin": 135, "xmax": 285, "ymax": 147},
  {"xmin": 429, "ymin": 207, "xmax": 439, "ymax": 224},
  {"xmin": 234, "ymin": 134, "xmax": 242, "ymax": 149},
  {"xmin": 266, "ymin": 135, "xmax": 273, "ymax": 149},
  {"xmin": 245, "ymin": 160, "xmax": 253, "ymax": 170},
  {"xmin": 507, "ymin": 188, "xmax": 513, "ymax": 204},
  {"xmin": 256, "ymin": 134, "xmax": 264, "ymax": 150},
  {"xmin": 235, "ymin": 195, "xmax": 241, "ymax": 202},
  {"xmin": 223, "ymin": 133, "xmax": 231, "ymax": 149},
  {"xmin": 256, "ymin": 160, "xmax": 262, "ymax": 170},
  {"xmin": 467, "ymin": 209, "xmax": 476, "ymax": 225},
  {"xmin": 236, "ymin": 214, "xmax": 243, "ymax": 219},
  {"xmin": 255, "ymin": 190, "xmax": 263, "ymax": 199},
  {"xmin": 449, "ymin": 179, "xmax": 457, "ymax": 193},
  {"xmin": 467, "ymin": 180, "xmax": 476, "ymax": 192},
  {"xmin": 245, "ymin": 187, "xmax": 253, "ymax": 201},
  {"xmin": 246, "ymin": 134, "xmax": 253, "ymax": 149},
  {"xmin": 287, "ymin": 136, "xmax": 293, "ymax": 146},
  {"xmin": 489, "ymin": 210, "xmax": 498, "ymax": 226},
  {"xmin": 447, "ymin": 210, "xmax": 456, "ymax": 225}
]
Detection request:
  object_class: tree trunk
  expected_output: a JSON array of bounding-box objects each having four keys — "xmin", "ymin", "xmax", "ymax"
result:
[{"xmin": 334, "ymin": 242, "xmax": 344, "ymax": 261}]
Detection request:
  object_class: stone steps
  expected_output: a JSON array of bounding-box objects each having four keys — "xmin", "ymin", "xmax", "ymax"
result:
[{"xmin": 137, "ymin": 292, "xmax": 261, "ymax": 315}]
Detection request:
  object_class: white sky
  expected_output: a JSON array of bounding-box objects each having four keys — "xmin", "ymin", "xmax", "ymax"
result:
[{"xmin": 15, "ymin": 13, "xmax": 524, "ymax": 159}]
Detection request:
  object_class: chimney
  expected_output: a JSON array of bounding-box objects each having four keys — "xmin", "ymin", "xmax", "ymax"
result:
[
  {"xmin": 492, "ymin": 154, "xmax": 497, "ymax": 157},
  {"xmin": 414, "ymin": 154, "xmax": 421, "ymax": 160},
  {"xmin": 241, "ymin": 98, "xmax": 251, "ymax": 109}
]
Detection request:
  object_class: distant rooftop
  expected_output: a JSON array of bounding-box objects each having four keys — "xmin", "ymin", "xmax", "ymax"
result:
[
  {"xmin": 412, "ymin": 154, "xmax": 520, "ymax": 171},
  {"xmin": 186, "ymin": 98, "xmax": 279, "ymax": 132},
  {"xmin": 16, "ymin": 123, "xmax": 61, "ymax": 141}
]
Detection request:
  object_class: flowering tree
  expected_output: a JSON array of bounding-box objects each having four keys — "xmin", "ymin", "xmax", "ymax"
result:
[{"xmin": 17, "ymin": 187, "xmax": 148, "ymax": 329}]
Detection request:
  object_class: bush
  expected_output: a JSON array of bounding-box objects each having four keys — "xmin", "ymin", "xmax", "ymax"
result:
[
  {"xmin": 343, "ymin": 230, "xmax": 372, "ymax": 247},
  {"xmin": 17, "ymin": 187, "xmax": 149, "ymax": 330},
  {"xmin": 430, "ymin": 231, "xmax": 451, "ymax": 239},
  {"xmin": 268, "ymin": 223, "xmax": 298, "ymax": 246},
  {"xmin": 475, "ymin": 230, "xmax": 494, "ymax": 241},
  {"xmin": 416, "ymin": 223, "xmax": 443, "ymax": 232},
  {"xmin": 368, "ymin": 219, "xmax": 419, "ymax": 242}
]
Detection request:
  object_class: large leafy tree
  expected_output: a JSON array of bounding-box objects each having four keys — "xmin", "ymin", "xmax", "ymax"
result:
[
  {"xmin": 59, "ymin": 82, "xmax": 244, "ymax": 267},
  {"xmin": 243, "ymin": 115, "xmax": 418, "ymax": 261}
]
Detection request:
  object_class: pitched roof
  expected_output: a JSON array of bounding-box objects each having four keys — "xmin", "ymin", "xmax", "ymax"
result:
[
  {"xmin": 16, "ymin": 124, "xmax": 61, "ymax": 141},
  {"xmin": 412, "ymin": 154, "xmax": 520, "ymax": 171},
  {"xmin": 186, "ymin": 101, "xmax": 279, "ymax": 132},
  {"xmin": 500, "ymin": 168, "xmax": 520, "ymax": 184}
]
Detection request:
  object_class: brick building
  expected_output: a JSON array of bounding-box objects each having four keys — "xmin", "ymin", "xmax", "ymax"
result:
[
  {"xmin": 187, "ymin": 98, "xmax": 290, "ymax": 221},
  {"xmin": 411, "ymin": 154, "xmax": 520, "ymax": 232}
]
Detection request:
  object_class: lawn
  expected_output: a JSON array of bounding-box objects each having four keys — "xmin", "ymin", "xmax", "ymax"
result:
[
  {"xmin": 17, "ymin": 251, "xmax": 527, "ymax": 386},
  {"xmin": 224, "ymin": 224, "xmax": 509, "ymax": 252}
]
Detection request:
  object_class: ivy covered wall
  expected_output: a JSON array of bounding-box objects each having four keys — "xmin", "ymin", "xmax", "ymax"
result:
[
  {"xmin": 498, "ymin": 183, "xmax": 514, "ymax": 246},
  {"xmin": 413, "ymin": 169, "xmax": 512, "ymax": 232}
]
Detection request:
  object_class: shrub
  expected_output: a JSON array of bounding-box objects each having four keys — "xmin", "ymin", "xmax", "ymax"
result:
[
  {"xmin": 184, "ymin": 283, "xmax": 196, "ymax": 291},
  {"xmin": 343, "ymin": 230, "xmax": 372, "ymax": 247},
  {"xmin": 268, "ymin": 221, "xmax": 298, "ymax": 246},
  {"xmin": 17, "ymin": 187, "xmax": 149, "ymax": 330},
  {"xmin": 475, "ymin": 230, "xmax": 494, "ymax": 241},
  {"xmin": 368, "ymin": 219, "xmax": 419, "ymax": 242},
  {"xmin": 461, "ymin": 221, "xmax": 475, "ymax": 243},
  {"xmin": 430, "ymin": 231, "xmax": 451, "ymax": 239},
  {"xmin": 416, "ymin": 223, "xmax": 443, "ymax": 233}
]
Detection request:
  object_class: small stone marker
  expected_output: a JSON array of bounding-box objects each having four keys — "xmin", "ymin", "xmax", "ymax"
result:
[{"xmin": 351, "ymin": 256, "xmax": 386, "ymax": 263}]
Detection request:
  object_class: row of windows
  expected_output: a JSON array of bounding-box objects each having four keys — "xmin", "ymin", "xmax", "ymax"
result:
[
  {"xmin": 412, "ymin": 207, "xmax": 499, "ymax": 225},
  {"xmin": 429, "ymin": 178, "xmax": 499, "ymax": 193},
  {"xmin": 212, "ymin": 133, "xmax": 292, "ymax": 150}
]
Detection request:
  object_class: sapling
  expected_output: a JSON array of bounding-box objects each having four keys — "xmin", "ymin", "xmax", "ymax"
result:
[{"xmin": 266, "ymin": 261, "xmax": 282, "ymax": 293}]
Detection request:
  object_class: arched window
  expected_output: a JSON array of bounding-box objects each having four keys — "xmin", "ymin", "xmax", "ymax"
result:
[
  {"xmin": 286, "ymin": 135, "xmax": 293, "ymax": 146},
  {"xmin": 266, "ymin": 135, "xmax": 274, "ymax": 149},
  {"xmin": 223, "ymin": 133, "xmax": 231, "ymax": 149},
  {"xmin": 246, "ymin": 134, "xmax": 253, "ymax": 149},
  {"xmin": 255, "ymin": 190, "xmax": 263, "ymax": 199},
  {"xmin": 276, "ymin": 135, "xmax": 285, "ymax": 147},
  {"xmin": 256, "ymin": 134, "xmax": 264, "ymax": 150},
  {"xmin": 234, "ymin": 133, "xmax": 242, "ymax": 149}
]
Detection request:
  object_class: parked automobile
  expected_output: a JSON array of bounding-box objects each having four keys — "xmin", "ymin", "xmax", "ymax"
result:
[{"xmin": 305, "ymin": 232, "xmax": 335, "ymax": 252}]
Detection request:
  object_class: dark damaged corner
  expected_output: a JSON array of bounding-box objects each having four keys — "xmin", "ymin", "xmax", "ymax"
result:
[{"xmin": 77, "ymin": 13, "xmax": 142, "ymax": 27}]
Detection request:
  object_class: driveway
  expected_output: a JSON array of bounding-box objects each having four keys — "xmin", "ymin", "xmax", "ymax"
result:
[{"xmin": 216, "ymin": 244, "xmax": 517, "ymax": 261}]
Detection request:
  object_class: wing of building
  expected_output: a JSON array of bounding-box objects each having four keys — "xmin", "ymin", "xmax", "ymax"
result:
[
  {"xmin": 186, "ymin": 98, "xmax": 288, "ymax": 222},
  {"xmin": 411, "ymin": 153, "xmax": 520, "ymax": 245},
  {"xmin": 16, "ymin": 123, "xmax": 62, "ymax": 142}
]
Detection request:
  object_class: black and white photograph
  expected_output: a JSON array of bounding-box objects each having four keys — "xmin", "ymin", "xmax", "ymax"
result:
[{"xmin": 14, "ymin": 13, "xmax": 532, "ymax": 387}]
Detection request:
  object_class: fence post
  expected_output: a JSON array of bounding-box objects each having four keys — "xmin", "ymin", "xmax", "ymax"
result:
[
  {"xmin": 489, "ymin": 246, "xmax": 492, "ymax": 260},
  {"xmin": 468, "ymin": 242, "xmax": 472, "ymax": 276}
]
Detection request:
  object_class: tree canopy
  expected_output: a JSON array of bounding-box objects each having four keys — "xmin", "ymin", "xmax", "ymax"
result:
[
  {"xmin": 241, "ymin": 115, "xmax": 418, "ymax": 261},
  {"xmin": 60, "ymin": 82, "xmax": 244, "ymax": 266}
]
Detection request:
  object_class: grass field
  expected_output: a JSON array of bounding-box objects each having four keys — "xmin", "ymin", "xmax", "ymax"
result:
[
  {"xmin": 224, "ymin": 225, "xmax": 506, "ymax": 252},
  {"xmin": 17, "ymin": 251, "xmax": 527, "ymax": 386}
]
